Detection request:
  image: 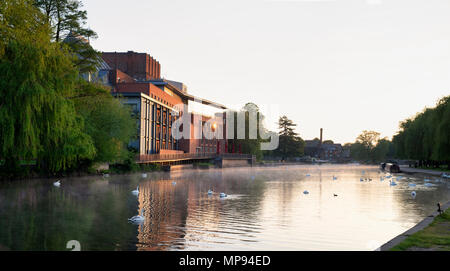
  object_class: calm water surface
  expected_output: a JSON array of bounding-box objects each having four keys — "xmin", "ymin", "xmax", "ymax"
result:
[{"xmin": 0, "ymin": 165, "xmax": 449, "ymax": 251}]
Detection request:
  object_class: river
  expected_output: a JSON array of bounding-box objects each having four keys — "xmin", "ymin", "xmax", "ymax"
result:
[{"xmin": 0, "ymin": 165, "xmax": 448, "ymax": 251}]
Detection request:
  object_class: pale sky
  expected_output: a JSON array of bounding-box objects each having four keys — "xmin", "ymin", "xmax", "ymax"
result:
[{"xmin": 83, "ymin": 0, "xmax": 450, "ymax": 144}]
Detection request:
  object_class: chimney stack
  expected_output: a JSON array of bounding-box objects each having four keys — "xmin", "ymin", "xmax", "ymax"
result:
[{"xmin": 320, "ymin": 128, "xmax": 323, "ymax": 145}]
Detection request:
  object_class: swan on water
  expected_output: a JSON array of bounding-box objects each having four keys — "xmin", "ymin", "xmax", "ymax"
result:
[
  {"xmin": 53, "ymin": 181, "xmax": 61, "ymax": 187},
  {"xmin": 131, "ymin": 186, "xmax": 139, "ymax": 196},
  {"xmin": 411, "ymin": 191, "xmax": 417, "ymax": 198},
  {"xmin": 103, "ymin": 173, "xmax": 110, "ymax": 178},
  {"xmin": 208, "ymin": 190, "xmax": 213, "ymax": 195},
  {"xmin": 128, "ymin": 209, "xmax": 145, "ymax": 224},
  {"xmin": 142, "ymin": 173, "xmax": 147, "ymax": 178},
  {"xmin": 220, "ymin": 193, "xmax": 228, "ymax": 198},
  {"xmin": 333, "ymin": 176, "xmax": 338, "ymax": 180},
  {"xmin": 303, "ymin": 191, "xmax": 310, "ymax": 195}
]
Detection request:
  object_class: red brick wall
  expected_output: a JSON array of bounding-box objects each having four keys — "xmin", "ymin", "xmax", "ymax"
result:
[
  {"xmin": 102, "ymin": 51, "xmax": 161, "ymax": 80},
  {"xmin": 115, "ymin": 82, "xmax": 184, "ymax": 108}
]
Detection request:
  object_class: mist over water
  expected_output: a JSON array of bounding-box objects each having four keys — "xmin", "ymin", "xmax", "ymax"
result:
[{"xmin": 0, "ymin": 165, "xmax": 449, "ymax": 251}]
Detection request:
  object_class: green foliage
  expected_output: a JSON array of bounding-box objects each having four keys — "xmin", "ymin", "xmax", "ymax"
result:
[
  {"xmin": 34, "ymin": 0, "xmax": 96, "ymax": 42},
  {"xmin": 73, "ymin": 82, "xmax": 136, "ymax": 164},
  {"xmin": 0, "ymin": 20, "xmax": 96, "ymax": 174},
  {"xmin": 1, "ymin": 0, "xmax": 135, "ymax": 177},
  {"xmin": 393, "ymin": 95, "xmax": 450, "ymax": 166},
  {"xmin": 34, "ymin": 0, "xmax": 101, "ymax": 74},
  {"xmin": 274, "ymin": 115, "xmax": 305, "ymax": 160},
  {"xmin": 0, "ymin": 0, "xmax": 51, "ymax": 49},
  {"xmin": 227, "ymin": 103, "xmax": 268, "ymax": 160},
  {"xmin": 349, "ymin": 131, "xmax": 392, "ymax": 163}
]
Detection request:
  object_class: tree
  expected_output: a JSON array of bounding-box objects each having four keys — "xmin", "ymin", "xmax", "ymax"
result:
[
  {"xmin": 372, "ymin": 138, "xmax": 391, "ymax": 162},
  {"xmin": 393, "ymin": 95, "xmax": 450, "ymax": 168},
  {"xmin": 349, "ymin": 131, "xmax": 392, "ymax": 163},
  {"xmin": 34, "ymin": 0, "xmax": 100, "ymax": 74},
  {"xmin": 34, "ymin": 0, "xmax": 96, "ymax": 42},
  {"xmin": 275, "ymin": 116, "xmax": 304, "ymax": 160},
  {"xmin": 1, "ymin": 0, "xmax": 51, "ymax": 48},
  {"xmin": 227, "ymin": 103, "xmax": 265, "ymax": 160},
  {"xmin": 0, "ymin": 1, "xmax": 96, "ymax": 175},
  {"xmin": 73, "ymin": 82, "xmax": 136, "ymax": 164},
  {"xmin": 356, "ymin": 130, "xmax": 381, "ymax": 150}
]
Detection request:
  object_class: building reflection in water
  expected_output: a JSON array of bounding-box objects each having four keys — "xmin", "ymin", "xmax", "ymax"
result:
[{"xmin": 133, "ymin": 166, "xmax": 449, "ymax": 251}]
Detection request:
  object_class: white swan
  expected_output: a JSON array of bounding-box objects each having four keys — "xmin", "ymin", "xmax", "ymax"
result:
[
  {"xmin": 142, "ymin": 173, "xmax": 148, "ymax": 178},
  {"xmin": 220, "ymin": 193, "xmax": 228, "ymax": 198},
  {"xmin": 411, "ymin": 191, "xmax": 417, "ymax": 198},
  {"xmin": 208, "ymin": 190, "xmax": 213, "ymax": 195},
  {"xmin": 103, "ymin": 173, "xmax": 110, "ymax": 178},
  {"xmin": 333, "ymin": 176, "xmax": 338, "ymax": 180},
  {"xmin": 128, "ymin": 209, "xmax": 145, "ymax": 224},
  {"xmin": 303, "ymin": 190, "xmax": 310, "ymax": 195},
  {"xmin": 53, "ymin": 180, "xmax": 61, "ymax": 187},
  {"xmin": 131, "ymin": 186, "xmax": 139, "ymax": 196}
]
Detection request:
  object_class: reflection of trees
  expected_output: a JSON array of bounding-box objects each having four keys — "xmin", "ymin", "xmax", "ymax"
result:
[{"xmin": 0, "ymin": 176, "xmax": 140, "ymax": 251}]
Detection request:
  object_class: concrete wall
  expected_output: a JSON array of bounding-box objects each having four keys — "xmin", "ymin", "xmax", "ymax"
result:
[{"xmin": 220, "ymin": 159, "xmax": 251, "ymax": 168}]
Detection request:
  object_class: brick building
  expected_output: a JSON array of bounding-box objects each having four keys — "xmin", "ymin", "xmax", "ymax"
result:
[{"xmin": 96, "ymin": 51, "xmax": 227, "ymax": 156}]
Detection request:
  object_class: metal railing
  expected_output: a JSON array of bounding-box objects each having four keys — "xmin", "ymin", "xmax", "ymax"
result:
[{"xmin": 138, "ymin": 153, "xmax": 254, "ymax": 162}]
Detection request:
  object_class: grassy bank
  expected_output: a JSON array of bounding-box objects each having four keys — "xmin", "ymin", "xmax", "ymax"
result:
[{"xmin": 391, "ymin": 208, "xmax": 450, "ymax": 251}]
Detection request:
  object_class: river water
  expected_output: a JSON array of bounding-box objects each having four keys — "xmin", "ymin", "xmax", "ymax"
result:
[{"xmin": 0, "ymin": 165, "xmax": 449, "ymax": 251}]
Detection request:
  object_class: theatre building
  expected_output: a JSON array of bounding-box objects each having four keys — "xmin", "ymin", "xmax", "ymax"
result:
[{"xmin": 96, "ymin": 51, "xmax": 227, "ymax": 157}]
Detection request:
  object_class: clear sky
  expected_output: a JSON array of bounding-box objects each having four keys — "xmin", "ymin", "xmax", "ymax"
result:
[{"xmin": 83, "ymin": 0, "xmax": 450, "ymax": 144}]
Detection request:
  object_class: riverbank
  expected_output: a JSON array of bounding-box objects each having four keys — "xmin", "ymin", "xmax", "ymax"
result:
[
  {"xmin": 380, "ymin": 201, "xmax": 450, "ymax": 251},
  {"xmin": 400, "ymin": 166, "xmax": 450, "ymax": 177}
]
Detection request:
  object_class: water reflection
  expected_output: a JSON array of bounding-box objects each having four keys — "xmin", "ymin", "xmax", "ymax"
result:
[{"xmin": 0, "ymin": 165, "xmax": 449, "ymax": 251}]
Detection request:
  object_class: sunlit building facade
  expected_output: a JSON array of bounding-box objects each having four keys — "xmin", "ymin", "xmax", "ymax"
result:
[{"xmin": 98, "ymin": 51, "xmax": 227, "ymax": 156}]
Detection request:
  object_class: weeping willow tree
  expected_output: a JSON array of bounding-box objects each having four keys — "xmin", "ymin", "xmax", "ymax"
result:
[
  {"xmin": 393, "ymin": 95, "xmax": 450, "ymax": 168},
  {"xmin": 0, "ymin": 0, "xmax": 95, "ymax": 175}
]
